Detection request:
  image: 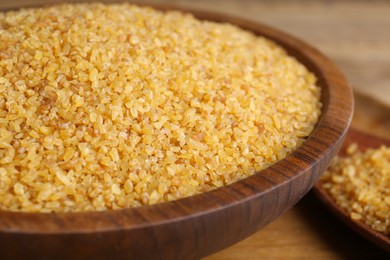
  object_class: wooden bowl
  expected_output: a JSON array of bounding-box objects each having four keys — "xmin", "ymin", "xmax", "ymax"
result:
[
  {"xmin": 315, "ymin": 129, "xmax": 390, "ymax": 252},
  {"xmin": 0, "ymin": 4, "xmax": 354, "ymax": 259}
]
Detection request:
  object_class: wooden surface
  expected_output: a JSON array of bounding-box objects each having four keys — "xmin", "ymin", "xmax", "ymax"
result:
[{"xmin": 0, "ymin": 0, "xmax": 388, "ymax": 259}]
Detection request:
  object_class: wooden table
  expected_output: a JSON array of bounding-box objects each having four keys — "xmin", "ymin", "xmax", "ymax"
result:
[{"xmin": 1, "ymin": 0, "xmax": 389, "ymax": 258}]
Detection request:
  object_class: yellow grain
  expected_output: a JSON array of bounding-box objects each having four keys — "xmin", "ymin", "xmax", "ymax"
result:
[
  {"xmin": 0, "ymin": 3, "xmax": 321, "ymax": 212},
  {"xmin": 321, "ymin": 144, "xmax": 390, "ymax": 235}
]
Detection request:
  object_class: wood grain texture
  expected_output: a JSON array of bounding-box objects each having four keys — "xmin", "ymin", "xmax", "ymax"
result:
[
  {"xmin": 0, "ymin": 2, "xmax": 354, "ymax": 259},
  {"xmin": 315, "ymin": 129, "xmax": 390, "ymax": 252}
]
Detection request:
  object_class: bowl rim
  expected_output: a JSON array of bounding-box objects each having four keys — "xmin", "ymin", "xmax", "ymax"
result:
[{"xmin": 0, "ymin": 2, "xmax": 354, "ymax": 235}]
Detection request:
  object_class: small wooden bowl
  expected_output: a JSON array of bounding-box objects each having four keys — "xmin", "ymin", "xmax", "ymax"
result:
[
  {"xmin": 315, "ymin": 129, "xmax": 390, "ymax": 252},
  {"xmin": 0, "ymin": 4, "xmax": 354, "ymax": 259}
]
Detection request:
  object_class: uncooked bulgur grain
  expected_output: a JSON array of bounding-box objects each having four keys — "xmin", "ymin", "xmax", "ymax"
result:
[
  {"xmin": 0, "ymin": 3, "xmax": 321, "ymax": 212},
  {"xmin": 321, "ymin": 144, "xmax": 390, "ymax": 235}
]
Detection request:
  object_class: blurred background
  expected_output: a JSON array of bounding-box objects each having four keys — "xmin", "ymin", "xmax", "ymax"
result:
[{"xmin": 1, "ymin": 0, "xmax": 389, "ymax": 258}]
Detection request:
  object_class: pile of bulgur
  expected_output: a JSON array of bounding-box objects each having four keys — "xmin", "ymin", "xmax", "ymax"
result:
[
  {"xmin": 321, "ymin": 143, "xmax": 390, "ymax": 235},
  {"xmin": 0, "ymin": 3, "xmax": 321, "ymax": 212}
]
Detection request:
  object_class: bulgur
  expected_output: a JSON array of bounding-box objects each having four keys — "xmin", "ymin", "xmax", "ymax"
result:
[
  {"xmin": 0, "ymin": 3, "xmax": 321, "ymax": 212},
  {"xmin": 321, "ymin": 144, "xmax": 390, "ymax": 235}
]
